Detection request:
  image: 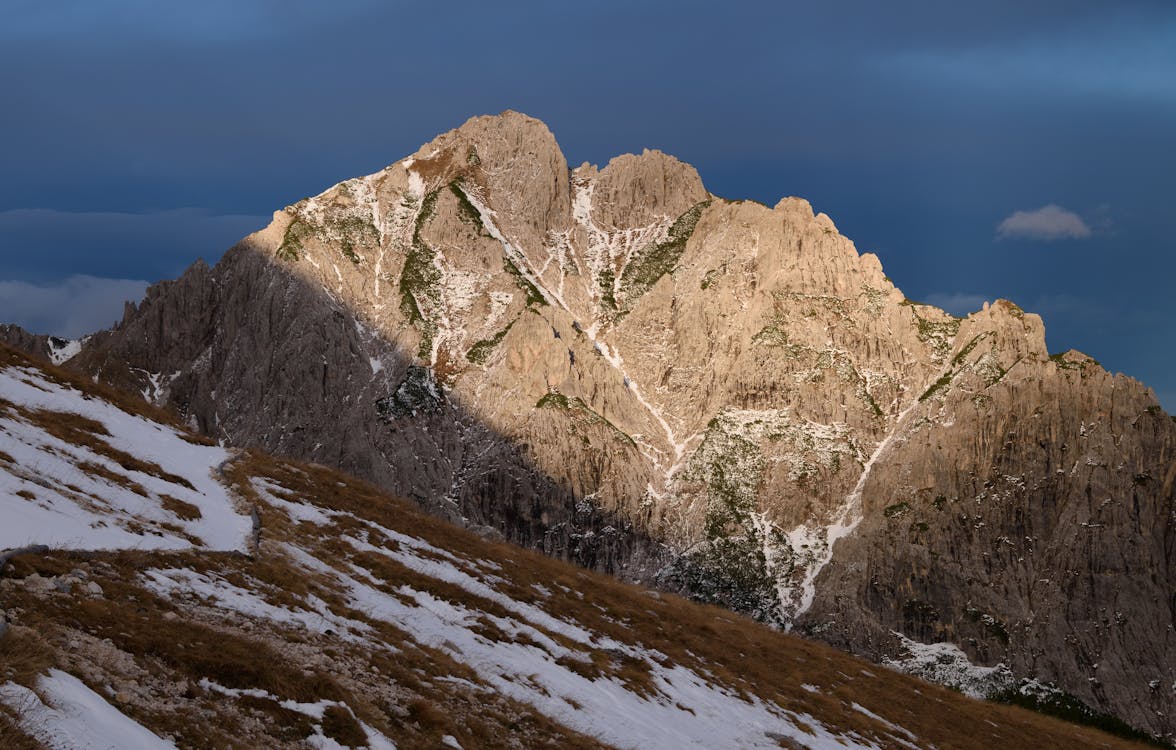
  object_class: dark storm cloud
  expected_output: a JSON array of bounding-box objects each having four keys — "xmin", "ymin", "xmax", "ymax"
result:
[
  {"xmin": 0, "ymin": 209, "xmax": 267, "ymax": 282},
  {"xmin": 0, "ymin": 275, "xmax": 148, "ymax": 338},
  {"xmin": 1, "ymin": 0, "xmax": 1173, "ymax": 408}
]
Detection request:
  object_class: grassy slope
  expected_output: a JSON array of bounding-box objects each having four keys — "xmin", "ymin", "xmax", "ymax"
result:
[{"xmin": 0, "ymin": 343, "xmax": 1156, "ymax": 749}]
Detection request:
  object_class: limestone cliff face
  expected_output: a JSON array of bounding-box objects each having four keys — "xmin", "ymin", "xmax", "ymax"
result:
[{"xmin": 71, "ymin": 111, "xmax": 1176, "ymax": 739}]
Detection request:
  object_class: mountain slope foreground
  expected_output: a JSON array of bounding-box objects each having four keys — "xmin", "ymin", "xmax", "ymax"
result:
[{"xmin": 0, "ymin": 344, "xmax": 1157, "ymax": 749}]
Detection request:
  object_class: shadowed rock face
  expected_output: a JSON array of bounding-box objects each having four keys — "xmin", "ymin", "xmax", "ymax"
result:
[
  {"xmin": 70, "ymin": 244, "xmax": 666, "ymax": 582},
  {"xmin": 67, "ymin": 111, "xmax": 1176, "ymax": 739},
  {"xmin": 0, "ymin": 324, "xmax": 51, "ymax": 360}
]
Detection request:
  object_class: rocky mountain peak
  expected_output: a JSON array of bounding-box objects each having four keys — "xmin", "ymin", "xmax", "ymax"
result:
[
  {"xmin": 584, "ymin": 148, "xmax": 708, "ymax": 231},
  {"xmin": 64, "ymin": 112, "xmax": 1176, "ymax": 741}
]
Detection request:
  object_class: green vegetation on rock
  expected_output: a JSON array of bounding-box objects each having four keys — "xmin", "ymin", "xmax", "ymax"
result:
[
  {"xmin": 277, "ymin": 217, "xmax": 315, "ymax": 262},
  {"xmin": 990, "ymin": 686, "xmax": 1166, "ymax": 747},
  {"xmin": 657, "ymin": 533, "xmax": 786, "ymax": 628},
  {"xmin": 466, "ymin": 320, "xmax": 515, "ymax": 365},
  {"xmin": 504, "ymin": 257, "xmax": 546, "ymax": 308},
  {"xmin": 618, "ymin": 200, "xmax": 711, "ymax": 306},
  {"xmin": 598, "ymin": 267, "xmax": 617, "ymax": 311},
  {"xmin": 535, "ymin": 391, "xmax": 636, "ymax": 448},
  {"xmin": 700, "ymin": 267, "xmax": 722, "ymax": 290},
  {"xmin": 375, "ymin": 366, "xmax": 442, "ymax": 421},
  {"xmin": 333, "ymin": 216, "xmax": 379, "ymax": 265},
  {"xmin": 400, "ymin": 189, "xmax": 442, "ymax": 358},
  {"xmin": 449, "ymin": 179, "xmax": 485, "ymax": 231}
]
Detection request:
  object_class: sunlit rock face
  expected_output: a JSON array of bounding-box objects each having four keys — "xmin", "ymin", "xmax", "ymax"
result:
[{"xmin": 69, "ymin": 111, "xmax": 1176, "ymax": 739}]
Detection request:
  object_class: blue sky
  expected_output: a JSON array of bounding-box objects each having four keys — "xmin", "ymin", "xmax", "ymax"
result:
[{"xmin": 1, "ymin": 1, "xmax": 1173, "ymax": 408}]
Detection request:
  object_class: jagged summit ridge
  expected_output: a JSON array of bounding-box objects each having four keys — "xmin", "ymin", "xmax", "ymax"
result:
[{"xmin": 63, "ymin": 111, "xmax": 1176, "ymax": 741}]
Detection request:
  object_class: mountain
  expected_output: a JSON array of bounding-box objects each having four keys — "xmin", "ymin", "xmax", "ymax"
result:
[
  {"xmin": 57, "ymin": 112, "xmax": 1175, "ymax": 740},
  {"xmin": 2, "ymin": 342, "xmax": 1155, "ymax": 749}
]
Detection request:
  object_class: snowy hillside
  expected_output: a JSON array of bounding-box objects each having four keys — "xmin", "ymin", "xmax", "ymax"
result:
[
  {"xmin": 0, "ymin": 352, "xmax": 251, "ymax": 552},
  {"xmin": 0, "ymin": 345, "xmax": 1147, "ymax": 749}
]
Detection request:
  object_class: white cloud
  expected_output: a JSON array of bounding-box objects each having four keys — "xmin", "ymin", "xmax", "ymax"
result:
[
  {"xmin": 996, "ymin": 205, "xmax": 1092, "ymax": 241},
  {"xmin": 0, "ymin": 275, "xmax": 149, "ymax": 338}
]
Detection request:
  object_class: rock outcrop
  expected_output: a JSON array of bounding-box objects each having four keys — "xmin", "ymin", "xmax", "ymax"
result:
[
  {"xmin": 0, "ymin": 324, "xmax": 52, "ymax": 360},
  {"xmin": 68, "ymin": 111, "xmax": 1176, "ymax": 739}
]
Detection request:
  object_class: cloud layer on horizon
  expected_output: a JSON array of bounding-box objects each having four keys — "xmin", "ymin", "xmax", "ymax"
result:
[
  {"xmin": 996, "ymin": 205, "xmax": 1092, "ymax": 241},
  {"xmin": 0, "ymin": 275, "xmax": 149, "ymax": 338},
  {"xmin": 0, "ymin": 208, "xmax": 267, "ymax": 283}
]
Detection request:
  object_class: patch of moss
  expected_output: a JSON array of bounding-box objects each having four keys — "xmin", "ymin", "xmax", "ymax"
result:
[
  {"xmin": 916, "ymin": 316, "xmax": 961, "ymax": 347},
  {"xmin": 656, "ymin": 532, "xmax": 785, "ymax": 627},
  {"xmin": 919, "ymin": 373, "xmax": 954, "ymax": 402},
  {"xmin": 618, "ymin": 200, "xmax": 711, "ymax": 306},
  {"xmin": 466, "ymin": 319, "xmax": 515, "ymax": 365},
  {"xmin": 504, "ymin": 257, "xmax": 546, "ymax": 308},
  {"xmin": 400, "ymin": 190, "xmax": 442, "ymax": 357},
  {"xmin": 751, "ymin": 325, "xmax": 789, "ymax": 347},
  {"xmin": 535, "ymin": 391, "xmax": 636, "ymax": 448},
  {"xmin": 1050, "ymin": 352, "xmax": 1081, "ymax": 371},
  {"xmin": 883, "ymin": 501, "xmax": 911, "ymax": 518},
  {"xmin": 375, "ymin": 366, "xmax": 442, "ymax": 421},
  {"xmin": 951, "ymin": 334, "xmax": 986, "ymax": 367},
  {"xmin": 598, "ymin": 267, "xmax": 617, "ymax": 311},
  {"xmin": 1001, "ymin": 300, "xmax": 1026, "ymax": 318},
  {"xmin": 986, "ymin": 357, "xmax": 1019, "ymax": 387},
  {"xmin": 700, "ymin": 268, "xmax": 721, "ymax": 290},
  {"xmin": 862, "ymin": 390, "xmax": 884, "ymax": 418},
  {"xmin": 991, "ymin": 685, "xmax": 1166, "ymax": 747},
  {"xmin": 1050, "ymin": 352, "xmax": 1101, "ymax": 372},
  {"xmin": 276, "ymin": 218, "xmax": 315, "ymax": 262},
  {"xmin": 860, "ymin": 286, "xmax": 888, "ymax": 314},
  {"xmin": 449, "ymin": 179, "xmax": 485, "ymax": 231},
  {"xmin": 535, "ymin": 392, "xmax": 570, "ymax": 409},
  {"xmin": 331, "ymin": 216, "xmax": 379, "ymax": 265}
]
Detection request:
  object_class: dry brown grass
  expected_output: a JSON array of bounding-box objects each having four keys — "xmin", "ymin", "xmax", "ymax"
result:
[
  {"xmin": 159, "ymin": 494, "xmax": 202, "ymax": 521},
  {"xmin": 321, "ymin": 704, "xmax": 367, "ymax": 746},
  {"xmin": 4, "ymin": 552, "xmax": 346, "ymax": 706},
  {"xmin": 19, "ymin": 406, "xmax": 196, "ymax": 490},
  {"xmin": 406, "ymin": 697, "xmax": 450, "ymax": 731},
  {"xmin": 223, "ymin": 450, "xmax": 1156, "ymax": 750},
  {"xmin": 0, "ymin": 711, "xmax": 43, "ymax": 750},
  {"xmin": 0, "ymin": 626, "xmax": 53, "ymax": 685},
  {"xmin": 0, "ymin": 625, "xmax": 53, "ymax": 750},
  {"xmin": 1, "ymin": 546, "xmax": 607, "ymax": 749},
  {"xmin": 0, "ymin": 342, "xmax": 214, "ymax": 445},
  {"xmin": 1, "ymin": 390, "xmax": 1153, "ymax": 750},
  {"xmin": 75, "ymin": 460, "xmax": 148, "ymax": 496}
]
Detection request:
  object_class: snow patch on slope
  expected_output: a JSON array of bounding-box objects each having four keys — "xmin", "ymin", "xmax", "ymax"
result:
[
  {"xmin": 0, "ymin": 364, "xmax": 251, "ymax": 552},
  {"xmin": 782, "ymin": 388, "xmax": 929, "ymax": 621},
  {"xmin": 884, "ymin": 632, "xmax": 1015, "ymax": 699},
  {"xmin": 48, "ymin": 337, "xmax": 84, "ymax": 366},
  {"xmin": 1, "ymin": 669, "xmax": 177, "ymax": 749}
]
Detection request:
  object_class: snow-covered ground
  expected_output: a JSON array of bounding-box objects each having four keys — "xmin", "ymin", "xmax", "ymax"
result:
[
  {"xmin": 0, "ymin": 670, "xmax": 177, "ymax": 750},
  {"xmin": 0, "ymin": 363, "xmax": 252, "ymax": 552},
  {"xmin": 135, "ymin": 478, "xmax": 900, "ymax": 750}
]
